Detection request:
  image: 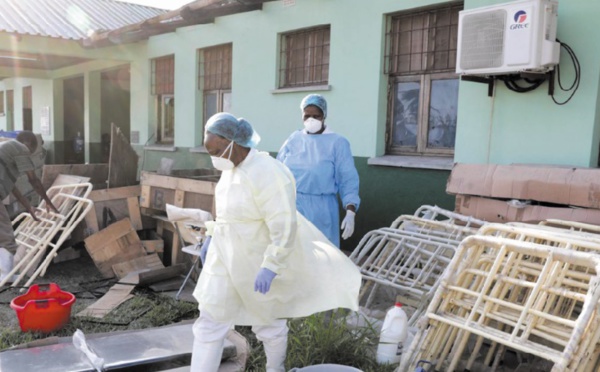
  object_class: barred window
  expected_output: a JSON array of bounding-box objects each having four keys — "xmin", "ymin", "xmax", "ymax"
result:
[
  {"xmin": 199, "ymin": 44, "xmax": 232, "ymax": 91},
  {"xmin": 199, "ymin": 44, "xmax": 233, "ymax": 123},
  {"xmin": 279, "ymin": 26, "xmax": 330, "ymax": 88},
  {"xmin": 385, "ymin": 3, "xmax": 462, "ymax": 156},
  {"xmin": 385, "ymin": 4, "xmax": 461, "ymax": 75},
  {"xmin": 151, "ymin": 55, "xmax": 174, "ymax": 95},
  {"xmin": 152, "ymin": 55, "xmax": 175, "ymax": 143}
]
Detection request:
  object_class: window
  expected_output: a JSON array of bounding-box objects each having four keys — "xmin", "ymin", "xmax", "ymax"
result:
[
  {"xmin": 151, "ymin": 55, "xmax": 175, "ymax": 143},
  {"xmin": 279, "ymin": 26, "xmax": 330, "ymax": 88},
  {"xmin": 385, "ymin": 3, "xmax": 462, "ymax": 156},
  {"xmin": 199, "ymin": 44, "xmax": 232, "ymax": 122}
]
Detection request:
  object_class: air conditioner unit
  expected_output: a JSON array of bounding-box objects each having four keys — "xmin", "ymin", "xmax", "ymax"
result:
[{"xmin": 456, "ymin": 0, "xmax": 560, "ymax": 76}]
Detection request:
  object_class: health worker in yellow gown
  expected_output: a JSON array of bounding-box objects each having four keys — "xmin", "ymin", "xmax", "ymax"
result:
[{"xmin": 191, "ymin": 113, "xmax": 361, "ymax": 372}]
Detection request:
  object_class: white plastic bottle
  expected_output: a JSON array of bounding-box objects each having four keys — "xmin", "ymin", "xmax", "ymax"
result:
[{"xmin": 376, "ymin": 301, "xmax": 408, "ymax": 364}]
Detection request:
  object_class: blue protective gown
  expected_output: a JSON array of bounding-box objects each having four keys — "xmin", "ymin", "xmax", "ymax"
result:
[{"xmin": 277, "ymin": 130, "xmax": 360, "ymax": 247}]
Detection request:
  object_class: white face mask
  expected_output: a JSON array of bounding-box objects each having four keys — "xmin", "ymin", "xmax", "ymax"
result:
[
  {"xmin": 210, "ymin": 141, "xmax": 235, "ymax": 171},
  {"xmin": 304, "ymin": 118, "xmax": 323, "ymax": 134}
]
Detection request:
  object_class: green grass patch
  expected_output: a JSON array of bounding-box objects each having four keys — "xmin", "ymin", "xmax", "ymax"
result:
[{"xmin": 238, "ymin": 311, "xmax": 396, "ymax": 372}]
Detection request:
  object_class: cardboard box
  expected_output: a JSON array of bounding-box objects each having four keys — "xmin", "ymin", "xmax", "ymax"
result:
[
  {"xmin": 447, "ymin": 163, "xmax": 600, "ymax": 209},
  {"xmin": 455, "ymin": 195, "xmax": 600, "ymax": 225}
]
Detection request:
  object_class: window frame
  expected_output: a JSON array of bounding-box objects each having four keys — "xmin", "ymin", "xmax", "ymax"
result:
[
  {"xmin": 387, "ymin": 72, "xmax": 458, "ymax": 156},
  {"xmin": 203, "ymin": 90, "xmax": 231, "ymax": 122},
  {"xmin": 384, "ymin": 3, "xmax": 462, "ymax": 157},
  {"xmin": 151, "ymin": 55, "xmax": 175, "ymax": 144},
  {"xmin": 279, "ymin": 25, "xmax": 331, "ymax": 89},
  {"xmin": 199, "ymin": 44, "xmax": 233, "ymax": 124},
  {"xmin": 157, "ymin": 94, "xmax": 175, "ymax": 144}
]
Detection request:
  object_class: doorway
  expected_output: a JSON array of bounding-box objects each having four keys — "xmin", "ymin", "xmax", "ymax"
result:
[
  {"xmin": 101, "ymin": 67, "xmax": 130, "ymax": 162},
  {"xmin": 22, "ymin": 86, "xmax": 32, "ymax": 131},
  {"xmin": 63, "ymin": 76, "xmax": 84, "ymax": 164},
  {"xmin": 6, "ymin": 90, "xmax": 13, "ymax": 131}
]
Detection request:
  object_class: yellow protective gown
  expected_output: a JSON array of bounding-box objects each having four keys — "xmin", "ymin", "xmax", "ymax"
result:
[{"xmin": 193, "ymin": 149, "xmax": 361, "ymax": 325}]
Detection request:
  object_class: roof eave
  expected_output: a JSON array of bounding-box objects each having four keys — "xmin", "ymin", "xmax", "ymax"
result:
[{"xmin": 82, "ymin": 0, "xmax": 272, "ymax": 48}]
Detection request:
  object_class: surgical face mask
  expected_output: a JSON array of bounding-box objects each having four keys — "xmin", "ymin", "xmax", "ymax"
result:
[
  {"xmin": 304, "ymin": 118, "xmax": 323, "ymax": 134},
  {"xmin": 210, "ymin": 141, "xmax": 234, "ymax": 171}
]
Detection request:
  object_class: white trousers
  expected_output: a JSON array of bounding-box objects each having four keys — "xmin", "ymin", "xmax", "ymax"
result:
[{"xmin": 191, "ymin": 311, "xmax": 288, "ymax": 372}]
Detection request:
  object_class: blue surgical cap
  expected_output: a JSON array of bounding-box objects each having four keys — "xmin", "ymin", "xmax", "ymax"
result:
[
  {"xmin": 300, "ymin": 94, "xmax": 327, "ymax": 119},
  {"xmin": 205, "ymin": 112, "xmax": 261, "ymax": 148}
]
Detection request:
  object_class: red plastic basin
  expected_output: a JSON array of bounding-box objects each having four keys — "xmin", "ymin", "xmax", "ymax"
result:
[{"xmin": 10, "ymin": 283, "xmax": 76, "ymax": 333}]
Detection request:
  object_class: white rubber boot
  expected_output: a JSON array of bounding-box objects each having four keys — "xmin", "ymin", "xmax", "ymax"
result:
[
  {"xmin": 263, "ymin": 335, "xmax": 287, "ymax": 372},
  {"xmin": 0, "ymin": 248, "xmax": 15, "ymax": 282},
  {"xmin": 190, "ymin": 339, "xmax": 224, "ymax": 372}
]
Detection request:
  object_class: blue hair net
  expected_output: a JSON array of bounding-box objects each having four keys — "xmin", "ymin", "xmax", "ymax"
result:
[
  {"xmin": 300, "ymin": 94, "xmax": 327, "ymax": 118},
  {"xmin": 205, "ymin": 112, "xmax": 261, "ymax": 148}
]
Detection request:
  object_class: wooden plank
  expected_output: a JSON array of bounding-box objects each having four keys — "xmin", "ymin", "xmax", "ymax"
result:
[
  {"xmin": 153, "ymin": 217, "xmax": 181, "ymax": 266},
  {"xmin": 111, "ymin": 253, "xmax": 165, "ymax": 279},
  {"xmin": 140, "ymin": 171, "xmax": 216, "ymax": 194},
  {"xmin": 83, "ymin": 218, "xmax": 147, "ymax": 278},
  {"xmin": 138, "ymin": 264, "xmax": 186, "ymax": 286},
  {"xmin": 108, "ymin": 123, "xmax": 139, "ymax": 188},
  {"xmin": 76, "ymin": 272, "xmax": 138, "ymax": 318},
  {"xmin": 127, "ymin": 196, "xmax": 143, "ymax": 231},
  {"xmin": 171, "ymin": 234, "xmax": 181, "ymax": 265},
  {"xmin": 140, "ymin": 185, "xmax": 151, "ymax": 209},
  {"xmin": 88, "ymin": 185, "xmax": 141, "ymax": 202},
  {"xmin": 174, "ymin": 189, "xmax": 185, "ymax": 207},
  {"xmin": 41, "ymin": 164, "xmax": 108, "ymax": 190},
  {"xmin": 149, "ymin": 278, "xmax": 182, "ymax": 292},
  {"xmin": 51, "ymin": 174, "xmax": 90, "ymax": 186},
  {"xmin": 141, "ymin": 239, "xmax": 164, "ymax": 254}
]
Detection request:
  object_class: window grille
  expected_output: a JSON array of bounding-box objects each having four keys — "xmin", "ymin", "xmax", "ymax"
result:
[
  {"xmin": 279, "ymin": 26, "xmax": 330, "ymax": 88},
  {"xmin": 385, "ymin": 4, "xmax": 461, "ymax": 75},
  {"xmin": 199, "ymin": 44, "xmax": 232, "ymax": 91},
  {"xmin": 152, "ymin": 55, "xmax": 175, "ymax": 95}
]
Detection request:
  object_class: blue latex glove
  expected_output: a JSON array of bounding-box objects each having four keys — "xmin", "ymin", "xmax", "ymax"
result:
[
  {"xmin": 254, "ymin": 268, "xmax": 277, "ymax": 294},
  {"xmin": 200, "ymin": 236, "xmax": 212, "ymax": 266}
]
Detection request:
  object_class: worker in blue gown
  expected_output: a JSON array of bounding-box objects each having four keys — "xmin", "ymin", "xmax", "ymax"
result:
[{"xmin": 277, "ymin": 94, "xmax": 361, "ymax": 248}]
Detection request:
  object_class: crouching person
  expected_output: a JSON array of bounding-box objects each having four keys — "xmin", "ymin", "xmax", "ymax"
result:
[
  {"xmin": 191, "ymin": 113, "xmax": 362, "ymax": 372},
  {"xmin": 0, "ymin": 131, "xmax": 59, "ymax": 281}
]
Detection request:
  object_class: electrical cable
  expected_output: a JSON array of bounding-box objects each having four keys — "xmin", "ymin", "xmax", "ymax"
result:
[
  {"xmin": 501, "ymin": 75, "xmax": 545, "ymax": 93},
  {"xmin": 494, "ymin": 39, "xmax": 580, "ymax": 106},
  {"xmin": 551, "ymin": 39, "xmax": 580, "ymax": 105}
]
